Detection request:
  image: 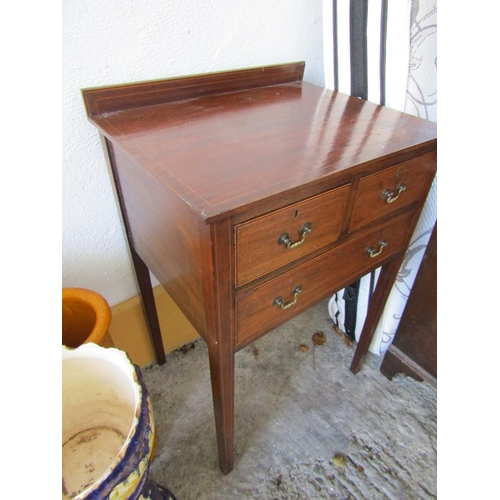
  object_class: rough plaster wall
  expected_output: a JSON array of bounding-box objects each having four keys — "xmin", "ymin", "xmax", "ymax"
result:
[{"xmin": 62, "ymin": 0, "xmax": 324, "ymax": 306}]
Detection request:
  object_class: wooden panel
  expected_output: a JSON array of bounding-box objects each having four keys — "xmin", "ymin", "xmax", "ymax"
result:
[
  {"xmin": 81, "ymin": 62, "xmax": 305, "ymax": 117},
  {"xmin": 381, "ymin": 223, "xmax": 437, "ymax": 382},
  {"xmin": 235, "ymin": 185, "xmax": 350, "ymax": 285},
  {"xmin": 380, "ymin": 346, "xmax": 437, "ymax": 388},
  {"xmin": 108, "ymin": 285, "xmax": 200, "ymax": 368},
  {"xmin": 236, "ymin": 211, "xmax": 414, "ymax": 346},
  {"xmin": 108, "ymin": 143, "xmax": 208, "ymax": 338},
  {"xmin": 348, "ymin": 152, "xmax": 435, "ymax": 231}
]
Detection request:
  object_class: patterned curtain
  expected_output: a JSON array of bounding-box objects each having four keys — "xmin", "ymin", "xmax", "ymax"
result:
[{"xmin": 323, "ymin": 0, "xmax": 437, "ymax": 355}]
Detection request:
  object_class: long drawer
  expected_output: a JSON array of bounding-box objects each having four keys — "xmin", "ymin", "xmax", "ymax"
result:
[
  {"xmin": 349, "ymin": 153, "xmax": 435, "ymax": 231},
  {"xmin": 235, "ymin": 211, "xmax": 414, "ymax": 346},
  {"xmin": 235, "ymin": 185, "xmax": 350, "ymax": 286}
]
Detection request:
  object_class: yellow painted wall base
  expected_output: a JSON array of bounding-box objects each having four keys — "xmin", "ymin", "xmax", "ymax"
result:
[{"xmin": 108, "ymin": 286, "xmax": 200, "ymax": 368}]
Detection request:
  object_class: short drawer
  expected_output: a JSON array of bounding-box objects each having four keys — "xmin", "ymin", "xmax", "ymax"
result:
[
  {"xmin": 235, "ymin": 185, "xmax": 350, "ymax": 286},
  {"xmin": 348, "ymin": 153, "xmax": 435, "ymax": 231},
  {"xmin": 235, "ymin": 211, "xmax": 414, "ymax": 346}
]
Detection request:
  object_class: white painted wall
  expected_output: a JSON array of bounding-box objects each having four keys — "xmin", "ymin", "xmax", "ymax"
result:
[{"xmin": 62, "ymin": 0, "xmax": 324, "ymax": 306}]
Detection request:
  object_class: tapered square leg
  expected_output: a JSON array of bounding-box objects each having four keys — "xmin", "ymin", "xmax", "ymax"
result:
[
  {"xmin": 207, "ymin": 340, "xmax": 235, "ymax": 475},
  {"xmin": 350, "ymin": 257, "xmax": 401, "ymax": 374},
  {"xmin": 130, "ymin": 247, "xmax": 166, "ymax": 365}
]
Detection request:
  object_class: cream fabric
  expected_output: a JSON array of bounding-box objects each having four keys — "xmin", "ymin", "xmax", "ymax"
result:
[{"xmin": 324, "ymin": 0, "xmax": 437, "ymax": 355}]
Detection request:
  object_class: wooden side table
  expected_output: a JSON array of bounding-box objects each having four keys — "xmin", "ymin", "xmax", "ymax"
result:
[{"xmin": 82, "ymin": 62, "xmax": 437, "ymax": 474}]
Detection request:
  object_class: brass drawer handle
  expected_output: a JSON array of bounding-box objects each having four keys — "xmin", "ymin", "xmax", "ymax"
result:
[
  {"xmin": 382, "ymin": 183, "xmax": 406, "ymax": 204},
  {"xmin": 278, "ymin": 222, "xmax": 312, "ymax": 249},
  {"xmin": 273, "ymin": 285, "xmax": 302, "ymax": 309},
  {"xmin": 366, "ymin": 240, "xmax": 387, "ymax": 258}
]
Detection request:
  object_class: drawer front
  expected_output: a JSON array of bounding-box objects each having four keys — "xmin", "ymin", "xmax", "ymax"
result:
[
  {"xmin": 235, "ymin": 211, "xmax": 414, "ymax": 346},
  {"xmin": 235, "ymin": 185, "xmax": 350, "ymax": 286},
  {"xmin": 349, "ymin": 153, "xmax": 434, "ymax": 231}
]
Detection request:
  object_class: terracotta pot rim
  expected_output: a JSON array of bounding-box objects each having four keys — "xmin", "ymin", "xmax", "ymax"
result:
[{"xmin": 62, "ymin": 288, "xmax": 111, "ymax": 345}]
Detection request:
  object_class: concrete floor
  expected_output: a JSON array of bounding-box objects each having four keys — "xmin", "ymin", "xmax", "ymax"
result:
[{"xmin": 143, "ymin": 300, "xmax": 437, "ymax": 499}]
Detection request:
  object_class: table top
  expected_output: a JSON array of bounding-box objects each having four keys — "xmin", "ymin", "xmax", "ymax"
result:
[{"xmin": 86, "ymin": 70, "xmax": 437, "ymax": 222}]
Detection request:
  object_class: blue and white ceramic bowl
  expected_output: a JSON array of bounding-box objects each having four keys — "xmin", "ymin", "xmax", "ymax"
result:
[{"xmin": 62, "ymin": 343, "xmax": 175, "ymax": 500}]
